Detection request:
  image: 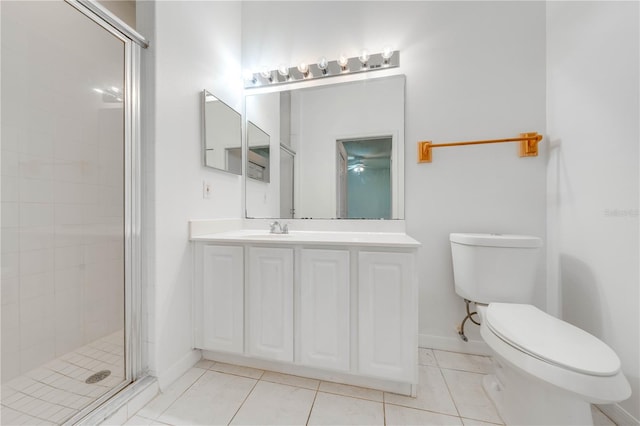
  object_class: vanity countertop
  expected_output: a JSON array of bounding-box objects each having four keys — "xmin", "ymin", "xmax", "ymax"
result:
[{"xmin": 191, "ymin": 229, "xmax": 421, "ymax": 248}]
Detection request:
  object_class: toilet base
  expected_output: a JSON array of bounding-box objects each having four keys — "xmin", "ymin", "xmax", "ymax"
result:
[{"xmin": 483, "ymin": 356, "xmax": 594, "ymax": 425}]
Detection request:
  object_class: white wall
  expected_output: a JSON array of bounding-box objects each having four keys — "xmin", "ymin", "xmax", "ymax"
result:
[
  {"xmin": 242, "ymin": 1, "xmax": 547, "ymax": 351},
  {"xmin": 137, "ymin": 0, "xmax": 243, "ymax": 387},
  {"xmin": 546, "ymin": 2, "xmax": 639, "ymax": 421}
]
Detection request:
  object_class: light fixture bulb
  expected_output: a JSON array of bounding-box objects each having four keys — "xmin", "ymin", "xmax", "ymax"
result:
[
  {"xmin": 337, "ymin": 54, "xmax": 349, "ymax": 71},
  {"xmin": 317, "ymin": 57, "xmax": 328, "ymax": 75},
  {"xmin": 260, "ymin": 66, "xmax": 273, "ymax": 82},
  {"xmin": 278, "ymin": 64, "xmax": 289, "ymax": 77},
  {"xmin": 359, "ymin": 49, "xmax": 370, "ymax": 67},
  {"xmin": 381, "ymin": 45, "xmax": 394, "ymax": 60},
  {"xmin": 297, "ymin": 62, "xmax": 309, "ymax": 77}
]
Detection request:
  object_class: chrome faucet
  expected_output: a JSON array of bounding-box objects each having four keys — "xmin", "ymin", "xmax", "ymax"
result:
[{"xmin": 269, "ymin": 221, "xmax": 289, "ymax": 234}]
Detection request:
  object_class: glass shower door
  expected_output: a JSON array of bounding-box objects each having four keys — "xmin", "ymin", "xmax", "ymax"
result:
[{"xmin": 1, "ymin": 1, "xmax": 130, "ymax": 423}]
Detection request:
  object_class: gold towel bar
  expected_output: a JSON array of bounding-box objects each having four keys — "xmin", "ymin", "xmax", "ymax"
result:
[{"xmin": 418, "ymin": 132, "xmax": 543, "ymax": 163}]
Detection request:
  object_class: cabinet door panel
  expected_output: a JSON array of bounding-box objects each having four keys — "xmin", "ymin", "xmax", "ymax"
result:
[
  {"xmin": 248, "ymin": 247, "xmax": 294, "ymax": 362},
  {"xmin": 300, "ymin": 249, "xmax": 350, "ymax": 371},
  {"xmin": 201, "ymin": 245, "xmax": 244, "ymax": 353},
  {"xmin": 358, "ymin": 251, "xmax": 416, "ymax": 381}
]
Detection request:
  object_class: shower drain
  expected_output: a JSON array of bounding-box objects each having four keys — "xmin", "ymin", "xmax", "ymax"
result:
[{"xmin": 85, "ymin": 370, "xmax": 111, "ymax": 384}]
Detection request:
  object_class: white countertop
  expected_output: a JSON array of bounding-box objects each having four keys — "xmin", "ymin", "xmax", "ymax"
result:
[{"xmin": 191, "ymin": 229, "xmax": 421, "ymax": 248}]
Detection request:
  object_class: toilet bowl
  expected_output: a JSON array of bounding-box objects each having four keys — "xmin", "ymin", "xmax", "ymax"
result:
[
  {"xmin": 475, "ymin": 303, "xmax": 631, "ymax": 425},
  {"xmin": 450, "ymin": 233, "xmax": 631, "ymax": 425}
]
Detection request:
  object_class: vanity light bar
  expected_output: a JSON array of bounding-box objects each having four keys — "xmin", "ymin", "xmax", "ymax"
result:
[{"xmin": 244, "ymin": 50, "xmax": 400, "ymax": 88}]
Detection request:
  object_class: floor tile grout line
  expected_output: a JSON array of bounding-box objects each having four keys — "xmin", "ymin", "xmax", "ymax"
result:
[
  {"xmin": 226, "ymin": 373, "xmax": 262, "ymax": 426},
  {"xmin": 439, "ymin": 366, "xmax": 492, "ymax": 376},
  {"xmin": 475, "ymin": 373, "xmax": 505, "ymax": 425},
  {"xmin": 150, "ymin": 367, "xmax": 208, "ymax": 423},
  {"xmin": 205, "ymin": 363, "xmax": 266, "ymax": 382},
  {"xmin": 260, "ymin": 370, "xmax": 321, "ymax": 391},
  {"xmin": 439, "ymin": 366, "xmax": 506, "ymax": 426},
  {"xmin": 460, "ymin": 416, "xmax": 503, "ymax": 426},
  {"xmin": 438, "ymin": 364, "xmax": 463, "ymax": 419},
  {"xmin": 315, "ymin": 389, "xmax": 383, "ymax": 404},
  {"xmin": 384, "ymin": 400, "xmax": 468, "ymax": 419},
  {"xmin": 304, "ymin": 388, "xmax": 319, "ymax": 426},
  {"xmin": 382, "ymin": 393, "xmax": 387, "ymax": 426}
]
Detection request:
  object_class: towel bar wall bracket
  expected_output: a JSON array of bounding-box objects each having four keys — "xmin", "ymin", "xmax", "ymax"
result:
[{"xmin": 417, "ymin": 132, "xmax": 543, "ymax": 163}]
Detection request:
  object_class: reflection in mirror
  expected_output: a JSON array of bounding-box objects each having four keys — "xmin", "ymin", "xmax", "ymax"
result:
[
  {"xmin": 247, "ymin": 121, "xmax": 270, "ymax": 182},
  {"xmin": 280, "ymin": 145, "xmax": 295, "ymax": 218},
  {"xmin": 337, "ymin": 137, "xmax": 392, "ymax": 219},
  {"xmin": 245, "ymin": 75, "xmax": 405, "ymax": 219},
  {"xmin": 202, "ymin": 90, "xmax": 242, "ymax": 175}
]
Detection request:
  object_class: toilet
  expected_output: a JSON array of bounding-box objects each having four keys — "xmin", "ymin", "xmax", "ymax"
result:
[{"xmin": 450, "ymin": 233, "xmax": 631, "ymax": 425}]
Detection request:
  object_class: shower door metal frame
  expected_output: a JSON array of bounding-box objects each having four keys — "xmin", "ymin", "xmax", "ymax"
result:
[{"xmin": 61, "ymin": 1, "xmax": 148, "ymax": 423}]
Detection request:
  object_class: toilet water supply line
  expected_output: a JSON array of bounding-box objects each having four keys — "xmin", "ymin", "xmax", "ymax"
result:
[{"xmin": 457, "ymin": 299, "xmax": 481, "ymax": 342}]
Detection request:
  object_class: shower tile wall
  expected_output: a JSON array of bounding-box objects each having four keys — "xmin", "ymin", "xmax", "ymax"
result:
[{"xmin": 1, "ymin": 0, "xmax": 125, "ymax": 383}]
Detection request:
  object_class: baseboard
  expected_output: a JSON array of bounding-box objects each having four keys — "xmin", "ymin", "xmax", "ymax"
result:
[
  {"xmin": 156, "ymin": 349, "xmax": 201, "ymax": 391},
  {"xmin": 597, "ymin": 403, "xmax": 640, "ymax": 426},
  {"xmin": 202, "ymin": 350, "xmax": 414, "ymax": 396},
  {"xmin": 419, "ymin": 333, "xmax": 492, "ymax": 356}
]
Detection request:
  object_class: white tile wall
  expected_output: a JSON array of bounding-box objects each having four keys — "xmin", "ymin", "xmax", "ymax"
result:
[{"xmin": 1, "ymin": 0, "xmax": 126, "ymax": 388}]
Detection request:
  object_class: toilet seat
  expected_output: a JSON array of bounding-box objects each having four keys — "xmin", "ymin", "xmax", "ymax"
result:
[
  {"xmin": 479, "ymin": 306, "xmax": 631, "ymax": 404},
  {"xmin": 485, "ymin": 303, "xmax": 620, "ymax": 377}
]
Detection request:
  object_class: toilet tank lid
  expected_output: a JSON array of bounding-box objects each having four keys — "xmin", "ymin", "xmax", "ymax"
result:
[
  {"xmin": 486, "ymin": 303, "xmax": 621, "ymax": 376},
  {"xmin": 450, "ymin": 233, "xmax": 542, "ymax": 248}
]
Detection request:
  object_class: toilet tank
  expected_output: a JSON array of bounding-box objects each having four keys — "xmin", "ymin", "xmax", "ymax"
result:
[{"xmin": 450, "ymin": 233, "xmax": 542, "ymax": 304}]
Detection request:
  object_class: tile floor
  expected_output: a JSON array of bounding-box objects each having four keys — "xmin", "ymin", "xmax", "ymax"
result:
[
  {"xmin": 1, "ymin": 330, "xmax": 126, "ymax": 425},
  {"xmin": 124, "ymin": 349, "xmax": 618, "ymax": 426}
]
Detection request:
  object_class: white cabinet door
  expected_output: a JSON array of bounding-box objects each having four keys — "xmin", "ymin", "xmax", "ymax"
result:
[
  {"xmin": 358, "ymin": 251, "xmax": 416, "ymax": 382},
  {"xmin": 300, "ymin": 249, "xmax": 350, "ymax": 371},
  {"xmin": 200, "ymin": 245, "xmax": 244, "ymax": 353},
  {"xmin": 248, "ymin": 247, "xmax": 294, "ymax": 362}
]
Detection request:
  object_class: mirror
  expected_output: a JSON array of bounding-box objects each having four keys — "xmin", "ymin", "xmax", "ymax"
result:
[
  {"xmin": 202, "ymin": 90, "xmax": 242, "ymax": 175},
  {"xmin": 245, "ymin": 75, "xmax": 405, "ymax": 219}
]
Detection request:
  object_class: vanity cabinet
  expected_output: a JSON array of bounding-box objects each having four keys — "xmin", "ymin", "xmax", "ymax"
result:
[
  {"xmin": 299, "ymin": 249, "xmax": 350, "ymax": 371},
  {"xmin": 247, "ymin": 247, "xmax": 294, "ymax": 362},
  {"xmin": 196, "ymin": 245, "xmax": 244, "ymax": 354},
  {"xmin": 192, "ymin": 231, "xmax": 419, "ymax": 395},
  {"xmin": 358, "ymin": 251, "xmax": 416, "ymax": 382}
]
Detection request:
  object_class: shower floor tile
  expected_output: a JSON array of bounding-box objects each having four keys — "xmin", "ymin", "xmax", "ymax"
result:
[{"xmin": 1, "ymin": 329, "xmax": 125, "ymax": 425}]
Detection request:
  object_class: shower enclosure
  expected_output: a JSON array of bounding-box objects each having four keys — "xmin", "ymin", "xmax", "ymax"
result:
[{"xmin": 1, "ymin": 1, "xmax": 144, "ymax": 423}]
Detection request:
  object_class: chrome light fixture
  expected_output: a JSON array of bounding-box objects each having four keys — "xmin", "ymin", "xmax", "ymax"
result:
[{"xmin": 243, "ymin": 47, "xmax": 400, "ymax": 88}]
